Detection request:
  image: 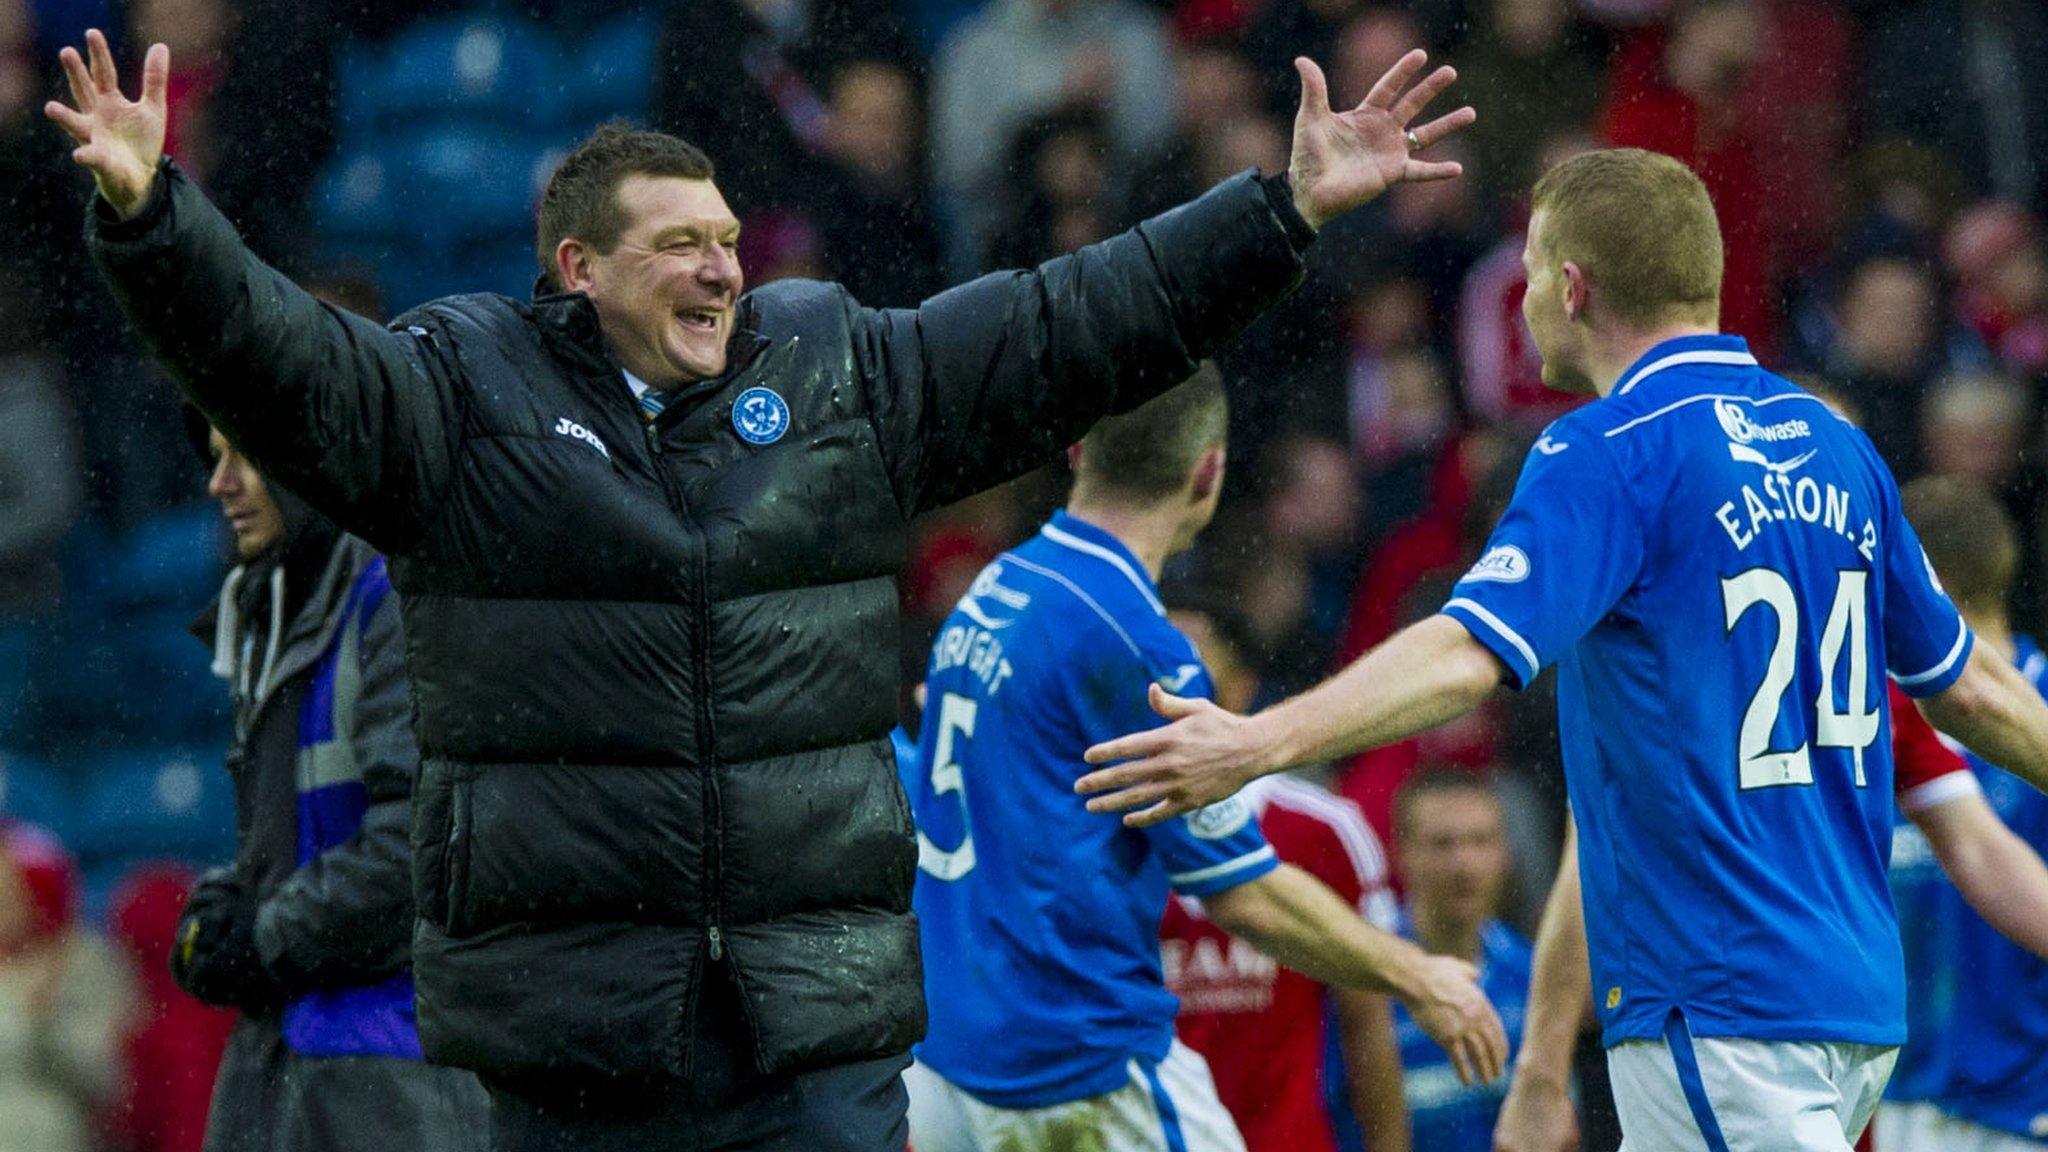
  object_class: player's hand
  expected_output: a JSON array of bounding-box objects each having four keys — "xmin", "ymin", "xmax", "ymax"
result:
[
  {"xmin": 1285, "ymin": 51, "xmax": 1475, "ymax": 230},
  {"xmin": 1077, "ymin": 684, "xmax": 1271, "ymax": 827},
  {"xmin": 43, "ymin": 29, "xmax": 169, "ymax": 220},
  {"xmin": 1401, "ymin": 953, "xmax": 1509, "ymax": 1087},
  {"xmin": 1493, "ymin": 1073, "xmax": 1580, "ymax": 1152}
]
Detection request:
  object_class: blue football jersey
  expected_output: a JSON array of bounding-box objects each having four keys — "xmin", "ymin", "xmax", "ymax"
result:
[
  {"xmin": 1441, "ymin": 335, "xmax": 1972, "ymax": 1047},
  {"xmin": 1325, "ymin": 914, "xmax": 1532, "ymax": 1152},
  {"xmin": 1885, "ymin": 809, "xmax": 1964, "ymax": 1103},
  {"xmin": 906, "ymin": 511, "xmax": 1278, "ymax": 1109},
  {"xmin": 1393, "ymin": 917, "xmax": 1532, "ymax": 1152},
  {"xmin": 1933, "ymin": 637, "xmax": 2048, "ymax": 1139}
]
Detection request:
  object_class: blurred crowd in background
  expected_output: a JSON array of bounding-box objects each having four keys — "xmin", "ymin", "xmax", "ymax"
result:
[{"xmin": 0, "ymin": 0, "xmax": 2045, "ymax": 1148}]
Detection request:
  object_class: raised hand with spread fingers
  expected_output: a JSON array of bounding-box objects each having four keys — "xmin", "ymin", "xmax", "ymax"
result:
[
  {"xmin": 43, "ymin": 29, "xmax": 169, "ymax": 220},
  {"xmin": 1284, "ymin": 49, "xmax": 1476, "ymax": 231}
]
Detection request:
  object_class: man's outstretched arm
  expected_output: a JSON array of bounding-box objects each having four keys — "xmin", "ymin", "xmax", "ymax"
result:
[
  {"xmin": 1492, "ymin": 822, "xmax": 1585, "ymax": 1152},
  {"xmin": 1078, "ymin": 614, "xmax": 1506, "ymax": 826},
  {"xmin": 51, "ymin": 31, "xmax": 456, "ymax": 552},
  {"xmin": 1202, "ymin": 862, "xmax": 1508, "ymax": 1087},
  {"xmin": 857, "ymin": 51, "xmax": 1476, "ymax": 515},
  {"xmin": 1913, "ymin": 788, "xmax": 2048, "ymax": 960},
  {"xmin": 1920, "ymin": 643, "xmax": 2048, "ymax": 798}
]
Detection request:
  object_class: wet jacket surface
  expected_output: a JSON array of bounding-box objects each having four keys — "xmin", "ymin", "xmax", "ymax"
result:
[{"xmin": 91, "ymin": 160, "xmax": 1314, "ymax": 1082}]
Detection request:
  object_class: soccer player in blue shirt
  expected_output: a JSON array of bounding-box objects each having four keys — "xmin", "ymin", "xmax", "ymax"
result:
[
  {"xmin": 1381, "ymin": 769, "xmax": 1533, "ymax": 1152},
  {"xmin": 1076, "ymin": 150, "xmax": 2048, "ymax": 1152},
  {"xmin": 901, "ymin": 368, "xmax": 1506, "ymax": 1152},
  {"xmin": 1878, "ymin": 477, "xmax": 2048, "ymax": 1152}
]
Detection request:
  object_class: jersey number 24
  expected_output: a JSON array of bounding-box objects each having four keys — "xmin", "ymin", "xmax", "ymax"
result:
[{"xmin": 1722, "ymin": 569, "xmax": 1881, "ymax": 790}]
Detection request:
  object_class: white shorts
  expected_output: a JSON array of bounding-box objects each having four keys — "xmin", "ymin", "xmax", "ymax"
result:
[
  {"xmin": 1875, "ymin": 1102, "xmax": 2048, "ymax": 1152},
  {"xmin": 1607, "ymin": 1013, "xmax": 1897, "ymax": 1152},
  {"xmin": 904, "ymin": 1041, "xmax": 1246, "ymax": 1152}
]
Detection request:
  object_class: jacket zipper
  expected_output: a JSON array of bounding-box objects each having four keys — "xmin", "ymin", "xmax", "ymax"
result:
[{"xmin": 642, "ymin": 419, "xmax": 726, "ymax": 963}]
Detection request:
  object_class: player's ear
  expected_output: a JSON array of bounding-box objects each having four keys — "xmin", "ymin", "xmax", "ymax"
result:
[
  {"xmin": 1561, "ymin": 261, "xmax": 1589, "ymax": 322},
  {"xmin": 1191, "ymin": 446, "xmax": 1225, "ymax": 502}
]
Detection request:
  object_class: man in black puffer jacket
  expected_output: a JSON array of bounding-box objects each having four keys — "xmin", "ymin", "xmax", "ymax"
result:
[{"xmin": 54, "ymin": 28, "xmax": 1474, "ymax": 1152}]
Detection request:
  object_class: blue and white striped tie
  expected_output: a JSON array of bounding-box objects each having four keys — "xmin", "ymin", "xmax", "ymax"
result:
[{"xmin": 638, "ymin": 389, "xmax": 668, "ymax": 422}]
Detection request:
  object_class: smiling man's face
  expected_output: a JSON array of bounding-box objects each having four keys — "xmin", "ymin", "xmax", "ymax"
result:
[{"xmin": 575, "ymin": 175, "xmax": 744, "ymax": 389}]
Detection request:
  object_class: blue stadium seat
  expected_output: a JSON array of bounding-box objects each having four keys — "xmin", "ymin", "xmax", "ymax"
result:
[
  {"xmin": 313, "ymin": 148, "xmax": 401, "ymax": 248},
  {"xmin": 460, "ymin": 234, "xmax": 548, "ymax": 299},
  {"xmin": 385, "ymin": 126, "xmax": 554, "ymax": 248},
  {"xmin": 66, "ymin": 747, "xmax": 236, "ymax": 865},
  {"xmin": 31, "ymin": 606, "xmax": 228, "ymax": 750},
  {"xmin": 377, "ymin": 17, "xmax": 563, "ymax": 132},
  {"xmin": 62, "ymin": 504, "xmax": 225, "ymax": 613},
  {"xmin": 331, "ymin": 42, "xmax": 392, "ymax": 145},
  {"xmin": 561, "ymin": 11, "xmax": 662, "ymax": 125},
  {"xmin": 123, "ymin": 609, "xmax": 232, "ymax": 746},
  {"xmin": 0, "ymin": 619, "xmax": 39, "ymax": 748},
  {"xmin": 0, "ymin": 751, "xmax": 78, "ymax": 844}
]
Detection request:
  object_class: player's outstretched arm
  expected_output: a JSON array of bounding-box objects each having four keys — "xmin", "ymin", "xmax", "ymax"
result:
[
  {"xmin": 1332, "ymin": 988, "xmax": 1412, "ymax": 1152},
  {"xmin": 1079, "ymin": 614, "xmax": 1505, "ymax": 826},
  {"xmin": 1201, "ymin": 862, "xmax": 1508, "ymax": 1086},
  {"xmin": 49, "ymin": 32, "xmax": 457, "ymax": 551},
  {"xmin": 1913, "ymin": 790, "xmax": 2048, "ymax": 961},
  {"xmin": 1921, "ymin": 644, "xmax": 2048, "ymax": 799},
  {"xmin": 1492, "ymin": 822, "xmax": 1585, "ymax": 1152}
]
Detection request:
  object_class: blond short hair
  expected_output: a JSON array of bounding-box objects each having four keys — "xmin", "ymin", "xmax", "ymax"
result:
[{"xmin": 1531, "ymin": 148, "xmax": 1724, "ymax": 326}]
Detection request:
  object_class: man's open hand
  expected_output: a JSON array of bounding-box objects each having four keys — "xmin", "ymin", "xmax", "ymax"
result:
[
  {"xmin": 1404, "ymin": 952, "xmax": 1510, "ymax": 1087},
  {"xmin": 1286, "ymin": 50, "xmax": 1475, "ymax": 230},
  {"xmin": 1077, "ymin": 683, "xmax": 1273, "ymax": 827},
  {"xmin": 44, "ymin": 29, "xmax": 168, "ymax": 220}
]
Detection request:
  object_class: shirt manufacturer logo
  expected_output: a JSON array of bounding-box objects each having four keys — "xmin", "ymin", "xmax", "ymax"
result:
[
  {"xmin": 732, "ymin": 387, "xmax": 790, "ymax": 445},
  {"xmin": 553, "ymin": 417, "xmax": 610, "ymax": 460},
  {"xmin": 1463, "ymin": 545, "xmax": 1530, "ymax": 584}
]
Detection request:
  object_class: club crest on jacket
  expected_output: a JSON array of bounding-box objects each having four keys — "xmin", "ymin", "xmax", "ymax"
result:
[{"xmin": 733, "ymin": 387, "xmax": 790, "ymax": 445}]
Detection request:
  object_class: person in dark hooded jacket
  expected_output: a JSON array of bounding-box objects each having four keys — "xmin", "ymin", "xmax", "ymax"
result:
[
  {"xmin": 177, "ymin": 410, "xmax": 488, "ymax": 1152},
  {"xmin": 51, "ymin": 26, "xmax": 1477, "ymax": 1152}
]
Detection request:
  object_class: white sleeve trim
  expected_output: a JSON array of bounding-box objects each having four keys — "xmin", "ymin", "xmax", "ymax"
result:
[
  {"xmin": 1893, "ymin": 620, "xmax": 1972, "ymax": 689},
  {"xmin": 1168, "ymin": 844, "xmax": 1277, "ymax": 888},
  {"xmin": 1900, "ymin": 769, "xmax": 1982, "ymax": 815},
  {"xmin": 1443, "ymin": 598, "xmax": 1540, "ymax": 681}
]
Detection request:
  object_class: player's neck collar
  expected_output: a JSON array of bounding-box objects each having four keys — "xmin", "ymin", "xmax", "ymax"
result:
[{"xmin": 1612, "ymin": 334, "xmax": 1757, "ymax": 398}]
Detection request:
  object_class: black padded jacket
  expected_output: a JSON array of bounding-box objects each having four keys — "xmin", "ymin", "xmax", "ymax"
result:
[{"xmin": 88, "ymin": 160, "xmax": 1315, "ymax": 1084}]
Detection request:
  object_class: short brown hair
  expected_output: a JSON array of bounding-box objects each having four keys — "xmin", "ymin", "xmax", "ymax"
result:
[
  {"xmin": 1902, "ymin": 475, "xmax": 2017, "ymax": 615},
  {"xmin": 536, "ymin": 123, "xmax": 716, "ymax": 290},
  {"xmin": 1531, "ymin": 148, "xmax": 1724, "ymax": 326},
  {"xmin": 1393, "ymin": 767, "xmax": 1502, "ymax": 841},
  {"xmin": 1073, "ymin": 364, "xmax": 1229, "ymax": 502}
]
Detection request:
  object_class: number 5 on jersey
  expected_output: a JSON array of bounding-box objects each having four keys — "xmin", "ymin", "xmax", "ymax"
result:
[
  {"xmin": 918, "ymin": 693, "xmax": 979, "ymax": 880},
  {"xmin": 1722, "ymin": 569, "xmax": 1881, "ymax": 790}
]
